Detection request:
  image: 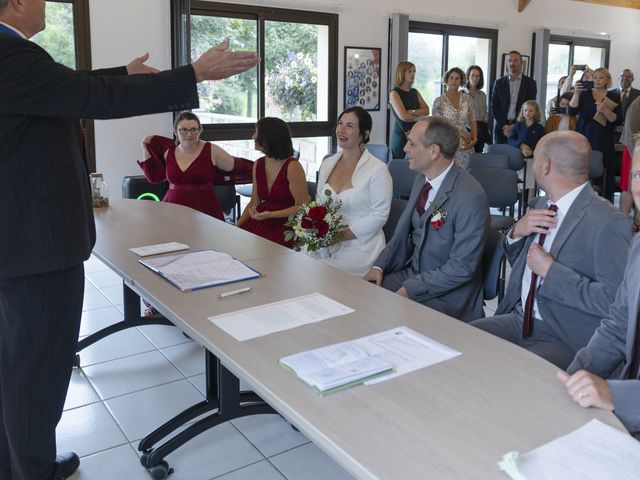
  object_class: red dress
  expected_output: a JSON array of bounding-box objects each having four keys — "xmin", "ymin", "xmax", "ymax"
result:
[{"xmin": 241, "ymin": 157, "xmax": 296, "ymax": 247}]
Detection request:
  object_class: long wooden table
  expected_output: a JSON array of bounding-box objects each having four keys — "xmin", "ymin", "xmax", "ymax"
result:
[{"xmin": 92, "ymin": 199, "xmax": 624, "ymax": 480}]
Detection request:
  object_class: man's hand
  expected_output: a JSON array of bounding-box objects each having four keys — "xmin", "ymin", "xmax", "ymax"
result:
[
  {"xmin": 396, "ymin": 287, "xmax": 408, "ymax": 298},
  {"xmin": 362, "ymin": 268, "xmax": 383, "ymax": 286},
  {"xmin": 527, "ymin": 243, "xmax": 553, "ymax": 277},
  {"xmin": 557, "ymin": 370, "xmax": 614, "ymax": 411},
  {"xmin": 510, "ymin": 208, "xmax": 558, "ymax": 239},
  {"xmin": 126, "ymin": 53, "xmax": 160, "ymax": 75},
  {"xmin": 192, "ymin": 38, "xmax": 260, "ymax": 83}
]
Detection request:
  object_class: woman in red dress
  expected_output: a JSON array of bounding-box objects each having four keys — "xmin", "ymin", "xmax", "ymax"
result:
[{"xmin": 237, "ymin": 117, "xmax": 308, "ymax": 247}]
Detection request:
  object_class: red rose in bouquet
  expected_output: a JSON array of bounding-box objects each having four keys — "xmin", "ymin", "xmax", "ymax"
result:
[
  {"xmin": 315, "ymin": 220, "xmax": 329, "ymax": 237},
  {"xmin": 300, "ymin": 216, "xmax": 314, "ymax": 229},
  {"xmin": 307, "ymin": 205, "xmax": 327, "ymax": 221}
]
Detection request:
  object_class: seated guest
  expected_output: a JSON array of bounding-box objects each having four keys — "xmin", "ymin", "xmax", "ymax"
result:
[
  {"xmin": 509, "ymin": 100, "xmax": 545, "ymax": 199},
  {"xmin": 317, "ymin": 107, "xmax": 392, "ymax": 275},
  {"xmin": 237, "ymin": 117, "xmax": 308, "ymax": 247},
  {"xmin": 545, "ymin": 75, "xmax": 568, "ymax": 117},
  {"xmin": 471, "ymin": 131, "xmax": 631, "ymax": 369},
  {"xmin": 545, "ymin": 93, "xmax": 578, "ymax": 133},
  {"xmin": 557, "ymin": 138, "xmax": 640, "ymax": 432},
  {"xmin": 363, "ymin": 116, "xmax": 489, "ymax": 322}
]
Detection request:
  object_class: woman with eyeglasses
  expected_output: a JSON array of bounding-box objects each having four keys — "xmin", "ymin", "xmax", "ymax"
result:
[{"xmin": 140, "ymin": 111, "xmax": 250, "ymax": 220}]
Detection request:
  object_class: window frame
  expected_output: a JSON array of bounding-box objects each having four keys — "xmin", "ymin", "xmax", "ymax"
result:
[
  {"xmin": 174, "ymin": 0, "xmax": 339, "ymax": 143},
  {"xmin": 548, "ymin": 34, "xmax": 610, "ymax": 71}
]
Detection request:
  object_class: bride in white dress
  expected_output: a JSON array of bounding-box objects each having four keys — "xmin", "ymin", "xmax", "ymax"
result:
[{"xmin": 316, "ymin": 107, "xmax": 392, "ymax": 275}]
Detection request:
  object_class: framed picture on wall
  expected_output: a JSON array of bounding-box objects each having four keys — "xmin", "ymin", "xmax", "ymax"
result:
[
  {"xmin": 501, "ymin": 53, "xmax": 530, "ymax": 76},
  {"xmin": 344, "ymin": 46, "xmax": 381, "ymax": 111}
]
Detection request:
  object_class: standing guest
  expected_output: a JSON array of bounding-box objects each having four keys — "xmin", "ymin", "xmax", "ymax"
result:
[
  {"xmin": 0, "ymin": 0, "xmax": 259, "ymax": 477},
  {"xmin": 560, "ymin": 64, "xmax": 594, "ymax": 96},
  {"xmin": 363, "ymin": 116, "xmax": 489, "ymax": 322},
  {"xmin": 619, "ymin": 97, "xmax": 640, "ymax": 233},
  {"xmin": 491, "ymin": 50, "xmax": 537, "ymax": 144},
  {"xmin": 546, "ymin": 75, "xmax": 568, "ymax": 117},
  {"xmin": 557, "ymin": 137, "xmax": 640, "ymax": 432},
  {"xmin": 545, "ymin": 93, "xmax": 578, "ymax": 133},
  {"xmin": 237, "ymin": 117, "xmax": 308, "ymax": 247},
  {"xmin": 140, "ymin": 112, "xmax": 252, "ymax": 221},
  {"xmin": 569, "ymin": 67, "xmax": 621, "ymax": 202},
  {"xmin": 432, "ymin": 67, "xmax": 477, "ymax": 168},
  {"xmin": 470, "ymin": 131, "xmax": 631, "ymax": 369},
  {"xmin": 509, "ymin": 100, "xmax": 546, "ymax": 199},
  {"xmin": 611, "ymin": 69, "xmax": 640, "ymax": 121},
  {"xmin": 388, "ymin": 61, "xmax": 429, "ymax": 159},
  {"xmin": 463, "ymin": 65, "xmax": 491, "ymax": 153},
  {"xmin": 316, "ymin": 107, "xmax": 392, "ymax": 275}
]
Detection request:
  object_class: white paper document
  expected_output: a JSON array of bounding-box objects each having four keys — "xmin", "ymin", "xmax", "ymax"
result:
[
  {"xmin": 498, "ymin": 419, "xmax": 640, "ymax": 480},
  {"xmin": 209, "ymin": 292, "xmax": 354, "ymax": 341},
  {"xmin": 129, "ymin": 242, "xmax": 189, "ymax": 257},
  {"xmin": 351, "ymin": 326, "xmax": 461, "ymax": 385},
  {"xmin": 140, "ymin": 250, "xmax": 260, "ymax": 291}
]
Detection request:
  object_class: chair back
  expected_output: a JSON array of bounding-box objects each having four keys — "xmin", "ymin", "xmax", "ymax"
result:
[
  {"xmin": 467, "ymin": 166, "xmax": 518, "ymax": 209},
  {"xmin": 366, "ymin": 144, "xmax": 390, "ymax": 163},
  {"xmin": 465, "ymin": 153, "xmax": 510, "ymax": 171},
  {"xmin": 213, "ymin": 185, "xmax": 240, "ymax": 222},
  {"xmin": 121, "ymin": 175, "xmax": 168, "ymax": 201},
  {"xmin": 307, "ymin": 181, "xmax": 317, "ymax": 199},
  {"xmin": 387, "ymin": 159, "xmax": 419, "ymax": 199},
  {"xmin": 590, "ymin": 150, "xmax": 604, "ymax": 179},
  {"xmin": 383, "ymin": 197, "xmax": 408, "ymax": 243},
  {"xmin": 486, "ymin": 143, "xmax": 524, "ymax": 171},
  {"xmin": 482, "ymin": 228, "xmax": 505, "ymax": 301}
]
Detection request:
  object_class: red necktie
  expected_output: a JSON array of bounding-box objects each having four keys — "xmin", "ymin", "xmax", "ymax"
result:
[
  {"xmin": 415, "ymin": 181, "xmax": 432, "ymax": 216},
  {"xmin": 522, "ymin": 204, "xmax": 558, "ymax": 338},
  {"xmin": 626, "ymin": 307, "xmax": 640, "ymax": 379}
]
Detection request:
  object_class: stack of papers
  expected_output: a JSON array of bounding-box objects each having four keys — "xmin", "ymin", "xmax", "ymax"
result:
[
  {"xmin": 129, "ymin": 242, "xmax": 189, "ymax": 256},
  {"xmin": 499, "ymin": 419, "xmax": 640, "ymax": 480}
]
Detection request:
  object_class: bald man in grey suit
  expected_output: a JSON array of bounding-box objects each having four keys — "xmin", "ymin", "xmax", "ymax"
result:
[
  {"xmin": 558, "ymin": 143, "xmax": 640, "ymax": 434},
  {"xmin": 471, "ymin": 131, "xmax": 631, "ymax": 369}
]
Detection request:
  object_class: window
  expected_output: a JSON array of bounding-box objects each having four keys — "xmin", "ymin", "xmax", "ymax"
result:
[
  {"xmin": 181, "ymin": 2, "xmax": 338, "ymax": 179},
  {"xmin": 408, "ymin": 22, "xmax": 498, "ymax": 109}
]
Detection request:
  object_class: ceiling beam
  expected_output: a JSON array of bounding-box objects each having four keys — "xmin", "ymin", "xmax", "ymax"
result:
[
  {"xmin": 518, "ymin": 0, "xmax": 532, "ymax": 12},
  {"xmin": 571, "ymin": 0, "xmax": 640, "ymax": 9}
]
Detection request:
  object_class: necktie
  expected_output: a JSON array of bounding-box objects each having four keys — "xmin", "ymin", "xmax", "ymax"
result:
[
  {"xmin": 415, "ymin": 181, "xmax": 432, "ymax": 216},
  {"xmin": 622, "ymin": 90, "xmax": 629, "ymax": 116},
  {"xmin": 522, "ymin": 204, "xmax": 558, "ymax": 338},
  {"xmin": 626, "ymin": 307, "xmax": 640, "ymax": 379}
]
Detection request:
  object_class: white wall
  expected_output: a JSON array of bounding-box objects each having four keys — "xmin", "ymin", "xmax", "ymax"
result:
[{"xmin": 89, "ymin": 0, "xmax": 640, "ymax": 188}]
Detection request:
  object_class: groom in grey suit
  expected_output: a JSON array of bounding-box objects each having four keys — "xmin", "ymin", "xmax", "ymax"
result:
[
  {"xmin": 363, "ymin": 116, "xmax": 489, "ymax": 322},
  {"xmin": 557, "ymin": 143, "xmax": 640, "ymax": 434},
  {"xmin": 471, "ymin": 131, "xmax": 631, "ymax": 369}
]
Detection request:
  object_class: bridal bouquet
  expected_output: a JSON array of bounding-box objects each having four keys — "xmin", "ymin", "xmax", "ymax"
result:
[{"xmin": 285, "ymin": 190, "xmax": 347, "ymax": 255}]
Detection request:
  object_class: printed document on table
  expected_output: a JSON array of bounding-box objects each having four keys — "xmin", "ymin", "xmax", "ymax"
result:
[
  {"xmin": 352, "ymin": 326, "xmax": 461, "ymax": 385},
  {"xmin": 498, "ymin": 419, "xmax": 640, "ymax": 480},
  {"xmin": 139, "ymin": 250, "xmax": 260, "ymax": 291},
  {"xmin": 129, "ymin": 242, "xmax": 189, "ymax": 257},
  {"xmin": 209, "ymin": 292, "xmax": 354, "ymax": 341}
]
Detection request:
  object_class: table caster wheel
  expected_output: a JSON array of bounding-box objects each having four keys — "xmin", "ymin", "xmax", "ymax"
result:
[
  {"xmin": 140, "ymin": 451, "xmax": 153, "ymax": 468},
  {"xmin": 149, "ymin": 460, "xmax": 173, "ymax": 480},
  {"xmin": 73, "ymin": 354, "xmax": 80, "ymax": 368}
]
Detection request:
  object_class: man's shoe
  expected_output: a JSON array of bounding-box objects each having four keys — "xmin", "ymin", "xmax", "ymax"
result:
[{"xmin": 53, "ymin": 452, "xmax": 80, "ymax": 479}]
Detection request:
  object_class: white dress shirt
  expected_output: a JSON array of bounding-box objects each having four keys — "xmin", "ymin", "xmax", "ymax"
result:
[{"xmin": 423, "ymin": 161, "xmax": 455, "ymax": 211}]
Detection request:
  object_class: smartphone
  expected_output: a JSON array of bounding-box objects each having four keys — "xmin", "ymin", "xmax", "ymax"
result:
[
  {"xmin": 581, "ymin": 81, "xmax": 594, "ymax": 90},
  {"xmin": 551, "ymin": 107, "xmax": 569, "ymax": 115},
  {"xmin": 574, "ymin": 64, "xmax": 588, "ymax": 71}
]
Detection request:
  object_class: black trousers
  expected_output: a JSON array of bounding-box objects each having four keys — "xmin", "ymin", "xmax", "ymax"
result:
[{"xmin": 0, "ymin": 264, "xmax": 84, "ymax": 480}]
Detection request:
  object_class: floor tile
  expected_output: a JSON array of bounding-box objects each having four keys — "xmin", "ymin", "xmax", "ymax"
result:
[
  {"xmin": 79, "ymin": 305, "xmax": 122, "ymax": 337},
  {"xmin": 138, "ymin": 324, "xmax": 193, "ymax": 349},
  {"xmin": 64, "ymin": 368, "xmax": 101, "ymax": 411},
  {"xmin": 100, "ymin": 284, "xmax": 124, "ymax": 306},
  {"xmin": 160, "ymin": 342, "xmax": 205, "ymax": 377},
  {"xmin": 213, "ymin": 460, "xmax": 285, "ymax": 480},
  {"xmin": 86, "ymin": 269, "xmax": 123, "ymax": 289},
  {"xmin": 269, "ymin": 443, "xmax": 354, "ymax": 480},
  {"xmin": 82, "ymin": 289, "xmax": 112, "ymax": 312},
  {"xmin": 56, "ymin": 402, "xmax": 128, "ymax": 458},
  {"xmin": 69, "ymin": 445, "xmax": 151, "ymax": 480},
  {"xmin": 84, "ymin": 255, "xmax": 110, "ymax": 274},
  {"xmin": 78, "ymin": 327, "xmax": 156, "ymax": 367},
  {"xmin": 105, "ymin": 379, "xmax": 204, "ymax": 442},
  {"xmin": 231, "ymin": 414, "xmax": 308, "ymax": 458},
  {"xmin": 84, "ymin": 278, "xmax": 96, "ymax": 292},
  {"xmin": 83, "ymin": 350, "xmax": 184, "ymax": 400}
]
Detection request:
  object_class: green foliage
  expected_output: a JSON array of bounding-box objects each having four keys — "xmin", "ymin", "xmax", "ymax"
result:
[
  {"xmin": 32, "ymin": 2, "xmax": 76, "ymax": 69},
  {"xmin": 267, "ymin": 52, "xmax": 318, "ymax": 121}
]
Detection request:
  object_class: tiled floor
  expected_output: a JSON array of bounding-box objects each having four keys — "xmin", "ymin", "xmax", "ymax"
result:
[{"xmin": 60, "ymin": 255, "xmax": 355, "ymax": 480}]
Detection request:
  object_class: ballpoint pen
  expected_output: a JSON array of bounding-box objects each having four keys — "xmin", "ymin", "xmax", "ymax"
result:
[{"xmin": 218, "ymin": 287, "xmax": 251, "ymax": 299}]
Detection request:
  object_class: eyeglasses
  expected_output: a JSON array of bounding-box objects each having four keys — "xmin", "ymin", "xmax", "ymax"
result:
[
  {"xmin": 177, "ymin": 127, "xmax": 200, "ymax": 134},
  {"xmin": 631, "ymin": 170, "xmax": 640, "ymax": 181}
]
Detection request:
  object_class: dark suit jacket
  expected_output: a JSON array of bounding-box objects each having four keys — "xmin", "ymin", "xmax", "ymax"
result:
[
  {"xmin": 611, "ymin": 87, "xmax": 640, "ymax": 119},
  {"xmin": 0, "ymin": 33, "xmax": 198, "ymax": 279},
  {"xmin": 491, "ymin": 75, "xmax": 537, "ymax": 135},
  {"xmin": 373, "ymin": 166, "xmax": 489, "ymax": 321},
  {"xmin": 496, "ymin": 185, "xmax": 631, "ymax": 352}
]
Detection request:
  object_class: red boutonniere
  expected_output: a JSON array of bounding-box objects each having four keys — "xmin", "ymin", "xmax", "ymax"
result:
[{"xmin": 430, "ymin": 206, "xmax": 447, "ymax": 230}]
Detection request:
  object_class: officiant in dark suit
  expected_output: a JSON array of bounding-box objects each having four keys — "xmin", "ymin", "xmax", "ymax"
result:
[{"xmin": 0, "ymin": 1, "xmax": 259, "ymax": 478}]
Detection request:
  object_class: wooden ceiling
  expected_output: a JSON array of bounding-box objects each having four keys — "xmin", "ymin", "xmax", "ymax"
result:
[{"xmin": 571, "ymin": 0, "xmax": 640, "ymax": 9}]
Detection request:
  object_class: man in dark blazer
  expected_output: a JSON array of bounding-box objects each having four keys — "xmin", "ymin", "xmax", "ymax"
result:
[
  {"xmin": 0, "ymin": 1, "xmax": 259, "ymax": 478},
  {"xmin": 611, "ymin": 69, "xmax": 640, "ymax": 121},
  {"xmin": 491, "ymin": 50, "xmax": 537, "ymax": 144},
  {"xmin": 363, "ymin": 116, "xmax": 489, "ymax": 322},
  {"xmin": 557, "ymin": 142, "xmax": 640, "ymax": 434},
  {"xmin": 471, "ymin": 131, "xmax": 631, "ymax": 369}
]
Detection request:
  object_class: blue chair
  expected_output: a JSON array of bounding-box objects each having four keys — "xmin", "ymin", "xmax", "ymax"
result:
[
  {"xmin": 383, "ymin": 197, "xmax": 408, "ymax": 242},
  {"xmin": 467, "ymin": 166, "xmax": 518, "ymax": 233},
  {"xmin": 387, "ymin": 159, "xmax": 419, "ymax": 199},
  {"xmin": 365, "ymin": 144, "xmax": 390, "ymax": 163},
  {"xmin": 486, "ymin": 143, "xmax": 524, "ymax": 171},
  {"xmin": 482, "ymin": 228, "xmax": 506, "ymax": 302}
]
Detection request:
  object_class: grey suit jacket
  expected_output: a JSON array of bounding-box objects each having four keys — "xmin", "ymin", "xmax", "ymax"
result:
[
  {"xmin": 374, "ymin": 165, "xmax": 489, "ymax": 321},
  {"xmin": 496, "ymin": 185, "xmax": 631, "ymax": 352},
  {"xmin": 568, "ymin": 235, "xmax": 640, "ymax": 432}
]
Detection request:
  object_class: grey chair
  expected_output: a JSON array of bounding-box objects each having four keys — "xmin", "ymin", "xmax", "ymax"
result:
[
  {"xmin": 482, "ymin": 228, "xmax": 506, "ymax": 302},
  {"xmin": 383, "ymin": 197, "xmax": 408, "ymax": 243},
  {"xmin": 486, "ymin": 143, "xmax": 525, "ymax": 171},
  {"xmin": 590, "ymin": 150, "xmax": 604, "ymax": 180},
  {"xmin": 213, "ymin": 185, "xmax": 241, "ymax": 223},
  {"xmin": 465, "ymin": 153, "xmax": 510, "ymax": 171},
  {"xmin": 365, "ymin": 144, "xmax": 390, "ymax": 163},
  {"xmin": 467, "ymin": 166, "xmax": 518, "ymax": 233},
  {"xmin": 387, "ymin": 159, "xmax": 419, "ymax": 199}
]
